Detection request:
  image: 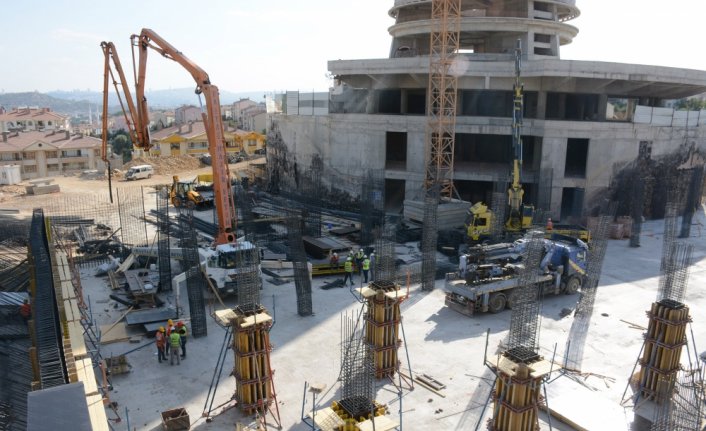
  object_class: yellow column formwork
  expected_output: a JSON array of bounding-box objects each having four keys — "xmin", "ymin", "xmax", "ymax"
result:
[
  {"xmin": 637, "ymin": 301, "xmax": 690, "ymax": 403},
  {"xmin": 232, "ymin": 309, "xmax": 275, "ymax": 414}
]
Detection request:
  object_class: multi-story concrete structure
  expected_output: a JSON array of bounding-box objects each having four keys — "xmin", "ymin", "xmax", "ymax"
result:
[
  {"xmin": 270, "ymin": 0, "xmax": 706, "ymax": 220},
  {"xmin": 0, "ymin": 107, "xmax": 70, "ymax": 133},
  {"xmin": 174, "ymin": 105, "xmax": 201, "ymax": 125},
  {"xmin": 0, "ymin": 130, "xmax": 104, "ymax": 179}
]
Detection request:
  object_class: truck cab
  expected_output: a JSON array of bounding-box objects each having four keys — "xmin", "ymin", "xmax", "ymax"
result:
[{"xmin": 200, "ymin": 241, "xmax": 261, "ymax": 296}]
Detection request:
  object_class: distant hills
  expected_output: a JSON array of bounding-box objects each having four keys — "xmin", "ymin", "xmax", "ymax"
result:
[{"xmin": 0, "ymin": 89, "xmax": 267, "ymax": 116}]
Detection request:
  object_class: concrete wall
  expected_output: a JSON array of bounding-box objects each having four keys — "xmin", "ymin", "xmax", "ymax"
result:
[{"xmin": 272, "ymin": 112, "xmax": 706, "ymax": 217}]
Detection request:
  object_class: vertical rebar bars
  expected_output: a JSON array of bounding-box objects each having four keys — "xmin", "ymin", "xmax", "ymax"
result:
[
  {"xmin": 176, "ymin": 208, "xmax": 207, "ymax": 338},
  {"xmin": 117, "ymin": 186, "xmax": 148, "ymax": 249},
  {"xmin": 234, "ymin": 239, "xmax": 262, "ymax": 314},
  {"xmin": 156, "ymin": 186, "xmax": 172, "ymax": 292},
  {"xmin": 374, "ymin": 222, "xmax": 396, "ymax": 283},
  {"xmin": 421, "ymin": 190, "xmax": 439, "ymax": 291},
  {"xmin": 286, "ymin": 211, "xmax": 312, "ymax": 316},
  {"xmin": 679, "ymin": 166, "xmax": 704, "ymax": 238},
  {"xmin": 506, "ymin": 230, "xmax": 544, "ymax": 354},
  {"xmin": 339, "ymin": 311, "xmax": 375, "ymax": 419}
]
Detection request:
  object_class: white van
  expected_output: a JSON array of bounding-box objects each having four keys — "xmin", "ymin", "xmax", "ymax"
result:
[{"xmin": 125, "ymin": 165, "xmax": 154, "ymax": 181}]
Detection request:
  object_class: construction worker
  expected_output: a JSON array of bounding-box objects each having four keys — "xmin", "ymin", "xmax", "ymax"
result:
[
  {"xmin": 155, "ymin": 327, "xmax": 167, "ymax": 363},
  {"xmin": 19, "ymin": 299, "xmax": 31, "ymax": 323},
  {"xmin": 177, "ymin": 321, "xmax": 188, "ymax": 359},
  {"xmin": 330, "ymin": 252, "xmax": 339, "ymax": 270},
  {"xmin": 546, "ymin": 218, "xmax": 554, "ymax": 231},
  {"xmin": 362, "ymin": 255, "xmax": 371, "ymax": 283},
  {"xmin": 165, "ymin": 319, "xmax": 174, "ymax": 355},
  {"xmin": 355, "ymin": 248, "xmax": 365, "ymax": 275},
  {"xmin": 169, "ymin": 327, "xmax": 181, "ymax": 365},
  {"xmin": 342, "ymin": 256, "xmax": 355, "ymax": 286}
]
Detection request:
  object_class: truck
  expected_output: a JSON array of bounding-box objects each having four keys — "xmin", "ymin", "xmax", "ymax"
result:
[{"xmin": 445, "ymin": 236, "xmax": 588, "ymax": 316}]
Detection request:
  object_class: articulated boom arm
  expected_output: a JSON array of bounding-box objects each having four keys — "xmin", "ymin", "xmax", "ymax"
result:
[
  {"xmin": 100, "ymin": 41, "xmax": 144, "ymax": 161},
  {"xmin": 507, "ymin": 40, "xmax": 525, "ymax": 229},
  {"xmin": 132, "ymin": 28, "xmax": 236, "ymax": 245}
]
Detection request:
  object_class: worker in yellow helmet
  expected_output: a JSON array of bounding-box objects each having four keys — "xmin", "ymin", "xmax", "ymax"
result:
[{"xmin": 342, "ymin": 256, "xmax": 355, "ymax": 287}]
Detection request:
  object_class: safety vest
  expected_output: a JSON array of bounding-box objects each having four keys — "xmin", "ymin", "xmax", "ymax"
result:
[
  {"xmin": 356, "ymin": 251, "xmax": 364, "ymax": 260},
  {"xmin": 344, "ymin": 260, "xmax": 353, "ymax": 272},
  {"xmin": 169, "ymin": 332, "xmax": 181, "ymax": 347},
  {"xmin": 155, "ymin": 331, "xmax": 165, "ymax": 347},
  {"xmin": 362, "ymin": 258, "xmax": 370, "ymax": 271}
]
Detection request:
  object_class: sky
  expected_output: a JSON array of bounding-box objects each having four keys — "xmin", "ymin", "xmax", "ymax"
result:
[{"xmin": 1, "ymin": 0, "xmax": 706, "ymax": 94}]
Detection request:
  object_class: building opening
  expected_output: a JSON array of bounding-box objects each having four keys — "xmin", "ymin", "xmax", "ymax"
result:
[
  {"xmin": 546, "ymin": 93, "xmax": 600, "ymax": 121},
  {"xmin": 377, "ymin": 89, "xmax": 402, "ymax": 114},
  {"xmin": 561, "ymin": 187, "xmax": 585, "ymax": 222},
  {"xmin": 405, "ymin": 89, "xmax": 426, "ymax": 114},
  {"xmin": 455, "ymin": 179, "xmax": 494, "ymax": 204},
  {"xmin": 384, "ymin": 179, "xmax": 405, "ymax": 211},
  {"xmin": 385, "ymin": 132, "xmax": 407, "ymax": 170},
  {"xmin": 564, "ymin": 138, "xmax": 588, "ymax": 178}
]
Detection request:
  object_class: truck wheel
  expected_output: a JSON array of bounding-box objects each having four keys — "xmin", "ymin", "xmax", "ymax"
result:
[
  {"xmin": 488, "ymin": 293, "xmax": 507, "ymax": 313},
  {"xmin": 564, "ymin": 276, "xmax": 581, "ymax": 295},
  {"xmin": 506, "ymin": 290, "xmax": 519, "ymax": 309}
]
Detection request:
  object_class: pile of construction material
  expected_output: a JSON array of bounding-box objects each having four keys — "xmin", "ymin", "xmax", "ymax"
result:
[
  {"xmin": 117, "ymin": 155, "xmax": 203, "ymax": 177},
  {"xmin": 24, "ymin": 178, "xmax": 60, "ymax": 195}
]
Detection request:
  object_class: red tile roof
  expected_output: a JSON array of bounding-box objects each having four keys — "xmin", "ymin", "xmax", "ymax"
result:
[
  {"xmin": 0, "ymin": 130, "xmax": 101, "ymax": 152},
  {"xmin": 0, "ymin": 107, "xmax": 68, "ymax": 122}
]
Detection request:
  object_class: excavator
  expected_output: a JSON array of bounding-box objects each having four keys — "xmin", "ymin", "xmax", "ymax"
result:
[
  {"xmin": 101, "ymin": 29, "xmax": 259, "ymax": 295},
  {"xmin": 465, "ymin": 40, "xmax": 534, "ymax": 243},
  {"xmin": 169, "ymin": 175, "xmax": 214, "ymax": 209}
]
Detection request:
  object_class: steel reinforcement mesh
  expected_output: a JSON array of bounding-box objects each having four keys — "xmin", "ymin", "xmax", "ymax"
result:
[
  {"xmin": 680, "ymin": 167, "xmax": 704, "ymax": 238},
  {"xmin": 659, "ymin": 202, "xmax": 693, "ymax": 304},
  {"xmin": 339, "ymin": 312, "xmax": 375, "ymax": 419},
  {"xmin": 156, "ymin": 186, "xmax": 172, "ymax": 292},
  {"xmin": 235, "ymin": 239, "xmax": 262, "ymax": 314},
  {"xmin": 374, "ymin": 223, "xmax": 396, "ymax": 283},
  {"xmin": 117, "ymin": 186, "xmax": 148, "ymax": 248},
  {"xmin": 360, "ymin": 170, "xmax": 385, "ymax": 247},
  {"xmin": 506, "ymin": 231, "xmax": 544, "ymax": 354},
  {"xmin": 286, "ymin": 211, "xmax": 312, "ymax": 316},
  {"xmin": 176, "ymin": 208, "xmax": 207, "ymax": 338},
  {"xmin": 29, "ymin": 209, "xmax": 67, "ymax": 388},
  {"xmin": 566, "ymin": 202, "xmax": 615, "ymax": 370},
  {"xmin": 421, "ymin": 193, "xmax": 439, "ymax": 291},
  {"xmin": 651, "ymin": 368, "xmax": 704, "ymax": 431}
]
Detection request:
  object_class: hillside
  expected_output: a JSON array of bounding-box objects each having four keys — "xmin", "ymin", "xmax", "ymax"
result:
[{"xmin": 0, "ymin": 89, "xmax": 267, "ymax": 115}]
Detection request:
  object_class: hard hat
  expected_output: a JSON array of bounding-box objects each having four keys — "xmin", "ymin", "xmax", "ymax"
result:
[
  {"xmin": 364, "ymin": 255, "xmax": 368, "ymax": 259},
  {"xmin": 347, "ymin": 256, "xmax": 352, "ymax": 260},
  {"xmin": 159, "ymin": 326, "xmax": 165, "ymax": 332},
  {"xmin": 177, "ymin": 321, "xmax": 184, "ymax": 327},
  {"xmin": 167, "ymin": 319, "xmax": 173, "ymax": 326},
  {"xmin": 359, "ymin": 248, "xmax": 363, "ymax": 252}
]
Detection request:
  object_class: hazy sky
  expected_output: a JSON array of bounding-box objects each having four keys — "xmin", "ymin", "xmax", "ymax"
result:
[{"xmin": 1, "ymin": 0, "xmax": 705, "ymax": 94}]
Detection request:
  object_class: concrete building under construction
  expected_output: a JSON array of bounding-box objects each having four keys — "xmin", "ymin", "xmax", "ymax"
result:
[{"xmin": 269, "ymin": 0, "xmax": 706, "ymax": 220}]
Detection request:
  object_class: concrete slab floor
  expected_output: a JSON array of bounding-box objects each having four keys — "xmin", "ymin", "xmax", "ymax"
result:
[{"xmin": 85, "ymin": 208, "xmax": 706, "ymax": 430}]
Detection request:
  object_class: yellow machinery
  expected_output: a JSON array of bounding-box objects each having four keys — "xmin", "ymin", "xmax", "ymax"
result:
[{"xmin": 169, "ymin": 175, "xmax": 213, "ymax": 209}]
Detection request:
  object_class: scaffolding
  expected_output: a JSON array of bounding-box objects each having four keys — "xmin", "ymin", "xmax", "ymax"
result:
[{"xmin": 176, "ymin": 208, "xmax": 207, "ymax": 338}]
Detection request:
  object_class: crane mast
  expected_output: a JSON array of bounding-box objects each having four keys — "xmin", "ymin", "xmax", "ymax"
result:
[
  {"xmin": 424, "ymin": 0, "xmax": 461, "ymax": 198},
  {"xmin": 131, "ymin": 29, "xmax": 237, "ymax": 245}
]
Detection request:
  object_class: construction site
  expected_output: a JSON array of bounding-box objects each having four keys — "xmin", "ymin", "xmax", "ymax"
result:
[{"xmin": 1, "ymin": 1, "xmax": 706, "ymax": 431}]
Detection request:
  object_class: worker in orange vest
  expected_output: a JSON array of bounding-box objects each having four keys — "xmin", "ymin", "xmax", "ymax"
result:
[
  {"xmin": 546, "ymin": 218, "xmax": 554, "ymax": 231},
  {"xmin": 155, "ymin": 327, "xmax": 167, "ymax": 363}
]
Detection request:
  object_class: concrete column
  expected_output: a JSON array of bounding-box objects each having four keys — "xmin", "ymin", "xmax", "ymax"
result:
[
  {"xmin": 366, "ymin": 90, "xmax": 377, "ymax": 114},
  {"xmin": 37, "ymin": 151, "xmax": 47, "ymax": 178},
  {"xmin": 598, "ymin": 95, "xmax": 609, "ymax": 121},
  {"xmin": 536, "ymin": 92, "xmax": 547, "ymax": 120},
  {"xmin": 400, "ymin": 90, "xmax": 409, "ymax": 114}
]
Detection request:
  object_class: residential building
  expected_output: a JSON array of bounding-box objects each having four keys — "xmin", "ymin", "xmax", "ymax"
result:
[
  {"xmin": 269, "ymin": 0, "xmax": 706, "ymax": 219},
  {"xmin": 241, "ymin": 105, "xmax": 267, "ymax": 133},
  {"xmin": 148, "ymin": 121, "xmax": 265, "ymax": 157},
  {"xmin": 174, "ymin": 105, "xmax": 201, "ymax": 124},
  {"xmin": 0, "ymin": 130, "xmax": 106, "ymax": 179},
  {"xmin": 232, "ymin": 98, "xmax": 258, "ymax": 127},
  {"xmin": 0, "ymin": 107, "xmax": 70, "ymax": 133}
]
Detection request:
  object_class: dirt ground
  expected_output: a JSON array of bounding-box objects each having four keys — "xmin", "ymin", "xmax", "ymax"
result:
[{"xmin": 0, "ymin": 157, "xmax": 264, "ymax": 214}]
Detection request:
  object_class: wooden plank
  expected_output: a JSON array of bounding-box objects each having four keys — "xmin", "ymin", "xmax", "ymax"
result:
[
  {"xmin": 357, "ymin": 415, "xmax": 399, "ymax": 431},
  {"xmin": 76, "ymin": 358, "xmax": 99, "ymax": 396},
  {"xmin": 86, "ymin": 394, "xmax": 110, "ymax": 431},
  {"xmin": 307, "ymin": 407, "xmax": 344, "ymax": 431},
  {"xmin": 239, "ymin": 311, "xmax": 273, "ymax": 328},
  {"xmin": 214, "ymin": 308, "xmax": 236, "ymax": 327},
  {"xmin": 99, "ymin": 322, "xmax": 133, "ymax": 344},
  {"xmin": 102, "ymin": 307, "xmax": 134, "ymax": 336},
  {"xmin": 69, "ymin": 321, "xmax": 88, "ymax": 359}
]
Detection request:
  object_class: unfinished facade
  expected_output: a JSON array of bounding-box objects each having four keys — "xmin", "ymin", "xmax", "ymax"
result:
[{"xmin": 269, "ymin": 0, "xmax": 706, "ymax": 221}]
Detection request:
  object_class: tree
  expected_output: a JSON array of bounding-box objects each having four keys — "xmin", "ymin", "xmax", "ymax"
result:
[
  {"xmin": 108, "ymin": 130, "xmax": 133, "ymax": 162},
  {"xmin": 674, "ymin": 97, "xmax": 706, "ymax": 111}
]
